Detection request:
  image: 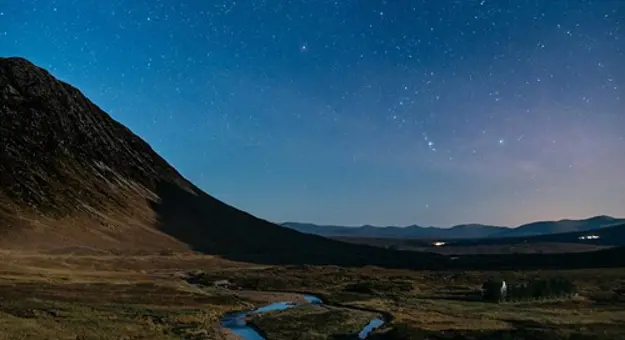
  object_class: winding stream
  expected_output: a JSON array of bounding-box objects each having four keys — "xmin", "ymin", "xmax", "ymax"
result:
[
  {"xmin": 358, "ymin": 317, "xmax": 385, "ymax": 339},
  {"xmin": 220, "ymin": 294, "xmax": 384, "ymax": 339}
]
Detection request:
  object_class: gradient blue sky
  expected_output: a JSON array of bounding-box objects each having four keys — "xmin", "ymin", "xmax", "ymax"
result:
[{"xmin": 2, "ymin": 0, "xmax": 624, "ymax": 227}]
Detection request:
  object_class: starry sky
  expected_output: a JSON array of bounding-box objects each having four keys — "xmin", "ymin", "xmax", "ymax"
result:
[{"xmin": 1, "ymin": 0, "xmax": 624, "ymax": 227}]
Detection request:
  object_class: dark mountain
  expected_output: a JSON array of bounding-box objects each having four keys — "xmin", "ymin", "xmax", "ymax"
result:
[
  {"xmin": 283, "ymin": 222, "xmax": 509, "ymax": 239},
  {"xmin": 493, "ymin": 215, "xmax": 625, "ymax": 238},
  {"xmin": 445, "ymin": 224, "xmax": 511, "ymax": 239},
  {"xmin": 332, "ymin": 223, "xmax": 625, "ymax": 257},
  {"xmin": 283, "ymin": 216, "xmax": 625, "ymax": 240},
  {"xmin": 448, "ymin": 222, "xmax": 625, "ymax": 248},
  {"xmin": 0, "ymin": 56, "xmax": 445, "ymax": 268}
]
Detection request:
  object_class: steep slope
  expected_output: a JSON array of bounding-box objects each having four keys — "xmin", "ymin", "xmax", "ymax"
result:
[
  {"xmin": 0, "ymin": 57, "xmax": 450, "ymax": 267},
  {"xmin": 0, "ymin": 56, "xmax": 196, "ymax": 251}
]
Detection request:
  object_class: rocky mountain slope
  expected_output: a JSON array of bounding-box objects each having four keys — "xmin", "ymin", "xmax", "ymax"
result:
[
  {"xmin": 1, "ymin": 56, "xmax": 195, "ymax": 251},
  {"xmin": 0, "ymin": 57, "xmax": 448, "ymax": 267}
]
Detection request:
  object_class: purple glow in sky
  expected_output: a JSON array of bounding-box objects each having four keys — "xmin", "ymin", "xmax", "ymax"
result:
[{"xmin": 2, "ymin": 0, "xmax": 623, "ymax": 226}]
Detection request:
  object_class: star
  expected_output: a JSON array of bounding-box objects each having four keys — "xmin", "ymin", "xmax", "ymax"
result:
[{"xmin": 3, "ymin": 0, "xmax": 622, "ymax": 226}]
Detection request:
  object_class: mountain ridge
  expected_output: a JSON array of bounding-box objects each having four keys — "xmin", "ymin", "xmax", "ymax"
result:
[
  {"xmin": 283, "ymin": 215, "xmax": 625, "ymax": 239},
  {"xmin": 331, "ymin": 221, "xmax": 625, "ymax": 256},
  {"xmin": 448, "ymin": 221, "xmax": 625, "ymax": 247}
]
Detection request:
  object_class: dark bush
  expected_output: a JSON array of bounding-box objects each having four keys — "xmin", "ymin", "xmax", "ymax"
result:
[
  {"xmin": 482, "ymin": 278, "xmax": 507, "ymax": 302},
  {"xmin": 482, "ymin": 277, "xmax": 576, "ymax": 303}
]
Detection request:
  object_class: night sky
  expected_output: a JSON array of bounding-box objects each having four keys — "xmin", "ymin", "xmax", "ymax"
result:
[{"xmin": 2, "ymin": 1, "xmax": 624, "ymax": 227}]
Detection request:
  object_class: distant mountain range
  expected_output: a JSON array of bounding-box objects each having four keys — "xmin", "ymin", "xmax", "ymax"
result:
[
  {"xmin": 282, "ymin": 216, "xmax": 625, "ymax": 240},
  {"xmin": 331, "ymin": 221, "xmax": 625, "ymax": 255},
  {"xmin": 447, "ymin": 220, "xmax": 625, "ymax": 247}
]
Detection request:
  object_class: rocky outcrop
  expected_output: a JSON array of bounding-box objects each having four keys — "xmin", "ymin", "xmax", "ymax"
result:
[{"xmin": 0, "ymin": 57, "xmax": 193, "ymax": 216}]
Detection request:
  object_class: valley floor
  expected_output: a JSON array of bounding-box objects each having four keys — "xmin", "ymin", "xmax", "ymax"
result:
[{"xmin": 0, "ymin": 251, "xmax": 624, "ymax": 339}]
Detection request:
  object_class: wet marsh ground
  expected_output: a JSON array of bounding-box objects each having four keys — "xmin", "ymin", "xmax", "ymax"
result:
[
  {"xmin": 203, "ymin": 265, "xmax": 625, "ymax": 339},
  {"xmin": 0, "ymin": 251, "xmax": 624, "ymax": 339},
  {"xmin": 249, "ymin": 304, "xmax": 379, "ymax": 340}
]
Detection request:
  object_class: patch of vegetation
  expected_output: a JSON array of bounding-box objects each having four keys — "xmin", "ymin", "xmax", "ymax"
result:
[
  {"xmin": 2, "ymin": 253, "xmax": 625, "ymax": 339},
  {"xmin": 250, "ymin": 304, "xmax": 378, "ymax": 340},
  {"xmin": 375, "ymin": 322, "xmax": 623, "ymax": 340},
  {"xmin": 481, "ymin": 277, "xmax": 577, "ymax": 303},
  {"xmin": 0, "ymin": 258, "xmax": 247, "ymax": 340},
  {"xmin": 0, "ymin": 299, "xmax": 227, "ymax": 340},
  {"xmin": 375, "ymin": 324, "xmax": 531, "ymax": 339}
]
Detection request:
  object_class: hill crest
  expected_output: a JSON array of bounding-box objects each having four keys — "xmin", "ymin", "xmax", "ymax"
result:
[{"xmin": 283, "ymin": 215, "xmax": 624, "ymax": 240}]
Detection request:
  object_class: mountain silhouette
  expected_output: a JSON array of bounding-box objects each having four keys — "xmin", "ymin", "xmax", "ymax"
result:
[
  {"xmin": 493, "ymin": 215, "xmax": 625, "ymax": 238},
  {"xmin": 2, "ymin": 56, "xmax": 625, "ymax": 271},
  {"xmin": 446, "ymin": 222, "xmax": 625, "ymax": 248},
  {"xmin": 283, "ymin": 216, "xmax": 625, "ymax": 240},
  {"xmin": 0, "ymin": 56, "xmax": 450, "ymax": 268},
  {"xmin": 282, "ymin": 222, "xmax": 507, "ymax": 239}
]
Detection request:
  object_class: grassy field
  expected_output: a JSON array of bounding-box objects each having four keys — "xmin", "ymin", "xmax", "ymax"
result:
[
  {"xmin": 201, "ymin": 265, "xmax": 625, "ymax": 339},
  {"xmin": 0, "ymin": 251, "xmax": 267, "ymax": 340},
  {"xmin": 250, "ymin": 304, "xmax": 379, "ymax": 339},
  {"xmin": 0, "ymin": 251, "xmax": 624, "ymax": 339}
]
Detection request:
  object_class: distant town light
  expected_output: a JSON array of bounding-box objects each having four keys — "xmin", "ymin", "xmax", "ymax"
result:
[{"xmin": 578, "ymin": 235, "xmax": 600, "ymax": 240}]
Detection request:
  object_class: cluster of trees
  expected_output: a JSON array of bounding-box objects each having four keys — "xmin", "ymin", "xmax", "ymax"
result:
[{"xmin": 482, "ymin": 277, "xmax": 577, "ymax": 303}]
